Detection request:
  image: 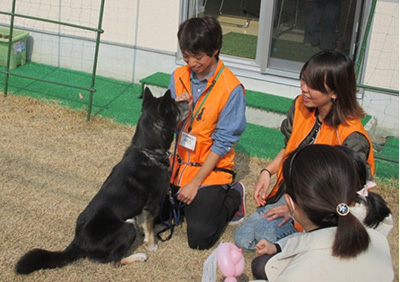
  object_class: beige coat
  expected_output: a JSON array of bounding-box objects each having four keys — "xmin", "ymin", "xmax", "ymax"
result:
[{"xmin": 265, "ymin": 227, "xmax": 394, "ymax": 282}]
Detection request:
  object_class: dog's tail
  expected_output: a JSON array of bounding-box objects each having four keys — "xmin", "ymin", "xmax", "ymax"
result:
[{"xmin": 15, "ymin": 243, "xmax": 84, "ymax": 275}]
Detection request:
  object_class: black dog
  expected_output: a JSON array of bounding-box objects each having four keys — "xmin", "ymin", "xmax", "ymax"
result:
[{"xmin": 15, "ymin": 88, "xmax": 189, "ymax": 274}]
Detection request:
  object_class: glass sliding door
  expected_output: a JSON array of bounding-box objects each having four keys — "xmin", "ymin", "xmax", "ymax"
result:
[
  {"xmin": 265, "ymin": 0, "xmax": 363, "ymax": 74},
  {"xmin": 193, "ymin": 0, "xmax": 260, "ymax": 61},
  {"xmin": 184, "ymin": 0, "xmax": 364, "ymax": 78}
]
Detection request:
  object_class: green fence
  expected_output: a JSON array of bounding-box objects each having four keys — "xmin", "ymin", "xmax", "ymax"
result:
[{"xmin": 0, "ymin": 0, "xmax": 105, "ymax": 120}]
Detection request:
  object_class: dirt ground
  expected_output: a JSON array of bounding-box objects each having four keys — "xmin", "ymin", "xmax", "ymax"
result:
[{"xmin": 1, "ymin": 95, "xmax": 398, "ymax": 282}]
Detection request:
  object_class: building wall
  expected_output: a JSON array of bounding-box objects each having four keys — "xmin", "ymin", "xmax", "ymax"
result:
[{"xmin": 0, "ymin": 0, "xmax": 398, "ymax": 135}]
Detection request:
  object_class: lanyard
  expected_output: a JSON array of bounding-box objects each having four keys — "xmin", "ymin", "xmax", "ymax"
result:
[{"xmin": 189, "ymin": 65, "xmax": 225, "ymax": 131}]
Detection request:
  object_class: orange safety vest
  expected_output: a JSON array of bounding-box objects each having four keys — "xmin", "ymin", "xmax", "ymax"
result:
[
  {"xmin": 267, "ymin": 95, "xmax": 375, "ymax": 202},
  {"xmin": 170, "ymin": 60, "xmax": 244, "ymax": 187}
]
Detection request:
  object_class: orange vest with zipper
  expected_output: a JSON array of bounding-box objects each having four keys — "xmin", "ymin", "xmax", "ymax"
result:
[
  {"xmin": 267, "ymin": 95, "xmax": 375, "ymax": 201},
  {"xmin": 170, "ymin": 60, "xmax": 244, "ymax": 187}
]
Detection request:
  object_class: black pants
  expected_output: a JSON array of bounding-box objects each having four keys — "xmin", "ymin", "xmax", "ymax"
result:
[
  {"xmin": 251, "ymin": 254, "xmax": 275, "ymax": 280},
  {"xmin": 304, "ymin": 0, "xmax": 341, "ymax": 49},
  {"xmin": 181, "ymin": 185, "xmax": 241, "ymax": 250}
]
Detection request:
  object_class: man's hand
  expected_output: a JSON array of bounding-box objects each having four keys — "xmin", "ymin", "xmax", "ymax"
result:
[
  {"xmin": 177, "ymin": 182, "xmax": 199, "ymax": 205},
  {"xmin": 175, "ymin": 92, "xmax": 193, "ymax": 107}
]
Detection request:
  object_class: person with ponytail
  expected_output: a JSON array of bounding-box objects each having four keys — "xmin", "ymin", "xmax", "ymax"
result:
[
  {"xmin": 335, "ymin": 145, "xmax": 393, "ymax": 236},
  {"xmin": 250, "ymin": 145, "xmax": 393, "ymax": 282}
]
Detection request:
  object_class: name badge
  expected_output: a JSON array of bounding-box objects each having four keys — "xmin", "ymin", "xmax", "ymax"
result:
[{"xmin": 180, "ymin": 131, "xmax": 197, "ymax": 151}]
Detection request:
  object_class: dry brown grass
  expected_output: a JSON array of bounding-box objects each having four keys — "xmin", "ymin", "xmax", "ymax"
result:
[{"xmin": 0, "ymin": 95, "xmax": 398, "ymax": 282}]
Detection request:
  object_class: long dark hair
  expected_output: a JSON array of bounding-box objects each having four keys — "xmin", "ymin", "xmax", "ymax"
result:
[
  {"xmin": 283, "ymin": 145, "xmax": 370, "ymax": 258},
  {"xmin": 177, "ymin": 16, "xmax": 222, "ymax": 60},
  {"xmin": 300, "ymin": 50, "xmax": 365, "ymax": 127},
  {"xmin": 335, "ymin": 146, "xmax": 391, "ymax": 228}
]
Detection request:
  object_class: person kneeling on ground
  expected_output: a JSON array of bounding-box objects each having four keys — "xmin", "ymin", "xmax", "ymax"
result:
[{"xmin": 167, "ymin": 15, "xmax": 247, "ymax": 250}]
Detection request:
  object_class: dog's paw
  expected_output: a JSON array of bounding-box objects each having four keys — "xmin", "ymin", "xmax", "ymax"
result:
[
  {"xmin": 120, "ymin": 252, "xmax": 148, "ymax": 265},
  {"xmin": 145, "ymin": 243, "xmax": 158, "ymax": 252}
]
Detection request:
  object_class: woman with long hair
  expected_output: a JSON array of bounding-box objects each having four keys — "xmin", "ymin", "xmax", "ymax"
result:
[
  {"xmin": 253, "ymin": 145, "xmax": 393, "ymax": 281},
  {"xmin": 234, "ymin": 50, "xmax": 375, "ymax": 251}
]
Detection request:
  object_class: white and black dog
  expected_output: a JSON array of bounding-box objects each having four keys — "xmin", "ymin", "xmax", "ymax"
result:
[{"xmin": 15, "ymin": 88, "xmax": 189, "ymax": 274}]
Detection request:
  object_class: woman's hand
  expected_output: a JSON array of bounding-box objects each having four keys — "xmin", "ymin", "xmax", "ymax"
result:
[
  {"xmin": 255, "ymin": 239, "xmax": 278, "ymax": 256},
  {"xmin": 253, "ymin": 149, "xmax": 285, "ymax": 207},
  {"xmin": 263, "ymin": 205, "xmax": 291, "ymax": 227},
  {"xmin": 253, "ymin": 170, "xmax": 271, "ymax": 207}
]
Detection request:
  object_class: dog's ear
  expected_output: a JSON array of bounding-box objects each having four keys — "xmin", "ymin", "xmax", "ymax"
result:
[
  {"xmin": 162, "ymin": 90, "xmax": 173, "ymax": 102},
  {"xmin": 142, "ymin": 87, "xmax": 155, "ymax": 108},
  {"xmin": 160, "ymin": 90, "xmax": 175, "ymax": 109}
]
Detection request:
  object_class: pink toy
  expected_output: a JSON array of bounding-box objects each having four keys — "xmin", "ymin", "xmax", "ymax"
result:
[{"xmin": 217, "ymin": 242, "xmax": 245, "ymax": 282}]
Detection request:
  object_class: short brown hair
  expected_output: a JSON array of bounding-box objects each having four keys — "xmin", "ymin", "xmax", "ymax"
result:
[{"xmin": 177, "ymin": 16, "xmax": 222, "ymax": 60}]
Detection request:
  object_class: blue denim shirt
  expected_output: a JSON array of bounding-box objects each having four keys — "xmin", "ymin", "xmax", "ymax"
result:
[{"xmin": 168, "ymin": 66, "xmax": 246, "ymax": 157}]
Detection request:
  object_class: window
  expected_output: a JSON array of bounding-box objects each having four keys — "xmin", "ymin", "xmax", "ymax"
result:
[{"xmin": 186, "ymin": 0, "xmax": 365, "ymax": 79}]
